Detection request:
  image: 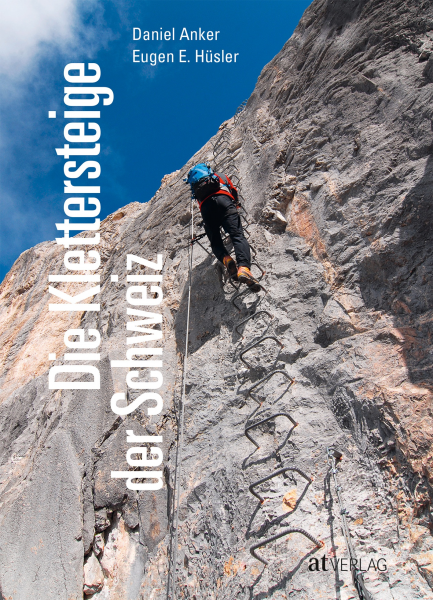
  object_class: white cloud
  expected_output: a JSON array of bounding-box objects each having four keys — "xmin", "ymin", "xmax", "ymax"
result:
[
  {"xmin": 0, "ymin": 0, "xmax": 78, "ymax": 78},
  {"xmin": 0, "ymin": 0, "xmax": 112, "ymax": 281}
]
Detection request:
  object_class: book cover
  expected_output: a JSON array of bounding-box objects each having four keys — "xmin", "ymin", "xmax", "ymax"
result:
[{"xmin": 0, "ymin": 1, "xmax": 432, "ymax": 599}]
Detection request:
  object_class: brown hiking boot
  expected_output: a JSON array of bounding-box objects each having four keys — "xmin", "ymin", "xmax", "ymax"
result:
[
  {"xmin": 237, "ymin": 266, "xmax": 262, "ymax": 292},
  {"xmin": 223, "ymin": 255, "xmax": 238, "ymax": 280}
]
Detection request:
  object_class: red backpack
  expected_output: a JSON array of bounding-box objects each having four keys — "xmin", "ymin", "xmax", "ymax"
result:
[{"xmin": 185, "ymin": 163, "xmax": 237, "ymax": 209}]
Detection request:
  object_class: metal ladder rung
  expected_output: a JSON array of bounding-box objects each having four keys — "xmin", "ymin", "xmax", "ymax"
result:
[
  {"xmin": 249, "ymin": 466, "xmax": 312, "ymax": 503},
  {"xmin": 234, "ymin": 310, "xmax": 274, "ymax": 335},
  {"xmin": 245, "ymin": 370, "xmax": 294, "ymax": 403},
  {"xmin": 231, "ymin": 287, "xmax": 257, "ymax": 311},
  {"xmin": 239, "ymin": 335, "xmax": 283, "ymax": 368},
  {"xmin": 250, "ymin": 528, "xmax": 323, "ymax": 565},
  {"xmin": 245, "ymin": 413, "xmax": 298, "ymax": 448}
]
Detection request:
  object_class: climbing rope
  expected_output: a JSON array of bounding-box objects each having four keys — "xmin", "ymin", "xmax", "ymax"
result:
[{"xmin": 327, "ymin": 448, "xmax": 375, "ymax": 600}]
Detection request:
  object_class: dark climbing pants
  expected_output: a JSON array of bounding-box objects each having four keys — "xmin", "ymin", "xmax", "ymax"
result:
[{"xmin": 200, "ymin": 194, "xmax": 251, "ymax": 268}]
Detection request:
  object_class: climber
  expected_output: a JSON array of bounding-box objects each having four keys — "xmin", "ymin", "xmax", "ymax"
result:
[{"xmin": 185, "ymin": 163, "xmax": 261, "ymax": 292}]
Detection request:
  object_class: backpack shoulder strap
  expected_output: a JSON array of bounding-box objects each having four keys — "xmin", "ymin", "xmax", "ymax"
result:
[{"xmin": 217, "ymin": 173, "xmax": 229, "ymax": 186}]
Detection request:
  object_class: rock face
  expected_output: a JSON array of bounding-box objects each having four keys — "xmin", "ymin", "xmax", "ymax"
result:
[
  {"xmin": 84, "ymin": 553, "xmax": 104, "ymax": 596},
  {"xmin": 0, "ymin": 0, "xmax": 433, "ymax": 598}
]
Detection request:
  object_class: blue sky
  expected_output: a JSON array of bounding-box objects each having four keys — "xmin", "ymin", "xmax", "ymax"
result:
[{"xmin": 0, "ymin": 0, "xmax": 311, "ymax": 282}]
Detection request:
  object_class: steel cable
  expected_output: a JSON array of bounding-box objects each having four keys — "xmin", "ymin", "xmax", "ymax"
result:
[{"xmin": 327, "ymin": 448, "xmax": 375, "ymax": 600}]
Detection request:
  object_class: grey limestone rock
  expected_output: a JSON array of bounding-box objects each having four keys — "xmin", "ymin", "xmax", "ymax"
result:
[
  {"xmin": 83, "ymin": 553, "xmax": 104, "ymax": 596},
  {"xmin": 0, "ymin": 0, "xmax": 433, "ymax": 598}
]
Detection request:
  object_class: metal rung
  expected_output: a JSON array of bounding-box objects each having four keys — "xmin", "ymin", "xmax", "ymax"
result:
[
  {"xmin": 224, "ymin": 164, "xmax": 237, "ymax": 173},
  {"xmin": 213, "ymin": 141, "xmax": 228, "ymax": 154},
  {"xmin": 234, "ymin": 310, "xmax": 274, "ymax": 335},
  {"xmin": 240, "ymin": 214, "xmax": 250, "ymax": 228},
  {"xmin": 213, "ymin": 150, "xmax": 226, "ymax": 162},
  {"xmin": 213, "ymin": 137, "xmax": 229, "ymax": 152},
  {"xmin": 233, "ymin": 283, "xmax": 267, "ymax": 309},
  {"xmin": 246, "ymin": 370, "xmax": 294, "ymax": 403},
  {"xmin": 239, "ymin": 336, "xmax": 283, "ymax": 367},
  {"xmin": 245, "ymin": 412, "xmax": 298, "ymax": 448},
  {"xmin": 236, "ymin": 99, "xmax": 248, "ymax": 112},
  {"xmin": 213, "ymin": 139, "xmax": 226, "ymax": 151},
  {"xmin": 196, "ymin": 240, "xmax": 213, "ymax": 257},
  {"xmin": 213, "ymin": 139, "xmax": 227, "ymax": 151},
  {"xmin": 249, "ymin": 466, "xmax": 311, "ymax": 503},
  {"xmin": 234, "ymin": 100, "xmax": 248, "ymax": 123},
  {"xmin": 190, "ymin": 233, "xmax": 207, "ymax": 244},
  {"xmin": 226, "ymin": 275, "xmax": 240, "ymax": 292},
  {"xmin": 251, "ymin": 261, "xmax": 265, "ymax": 280},
  {"xmin": 250, "ymin": 528, "xmax": 323, "ymax": 565},
  {"xmin": 213, "ymin": 149, "xmax": 229, "ymax": 159},
  {"xmin": 231, "ymin": 287, "xmax": 256, "ymax": 311},
  {"xmin": 214, "ymin": 131, "xmax": 230, "ymax": 142}
]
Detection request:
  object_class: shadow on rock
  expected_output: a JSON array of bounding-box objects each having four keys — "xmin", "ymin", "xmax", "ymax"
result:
[
  {"xmin": 174, "ymin": 255, "xmax": 238, "ymax": 354},
  {"xmin": 247, "ymin": 545, "xmax": 321, "ymax": 600},
  {"xmin": 358, "ymin": 154, "xmax": 433, "ymax": 390}
]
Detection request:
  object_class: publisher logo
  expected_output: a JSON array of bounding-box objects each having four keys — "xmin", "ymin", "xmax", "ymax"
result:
[{"xmin": 308, "ymin": 556, "xmax": 387, "ymax": 572}]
